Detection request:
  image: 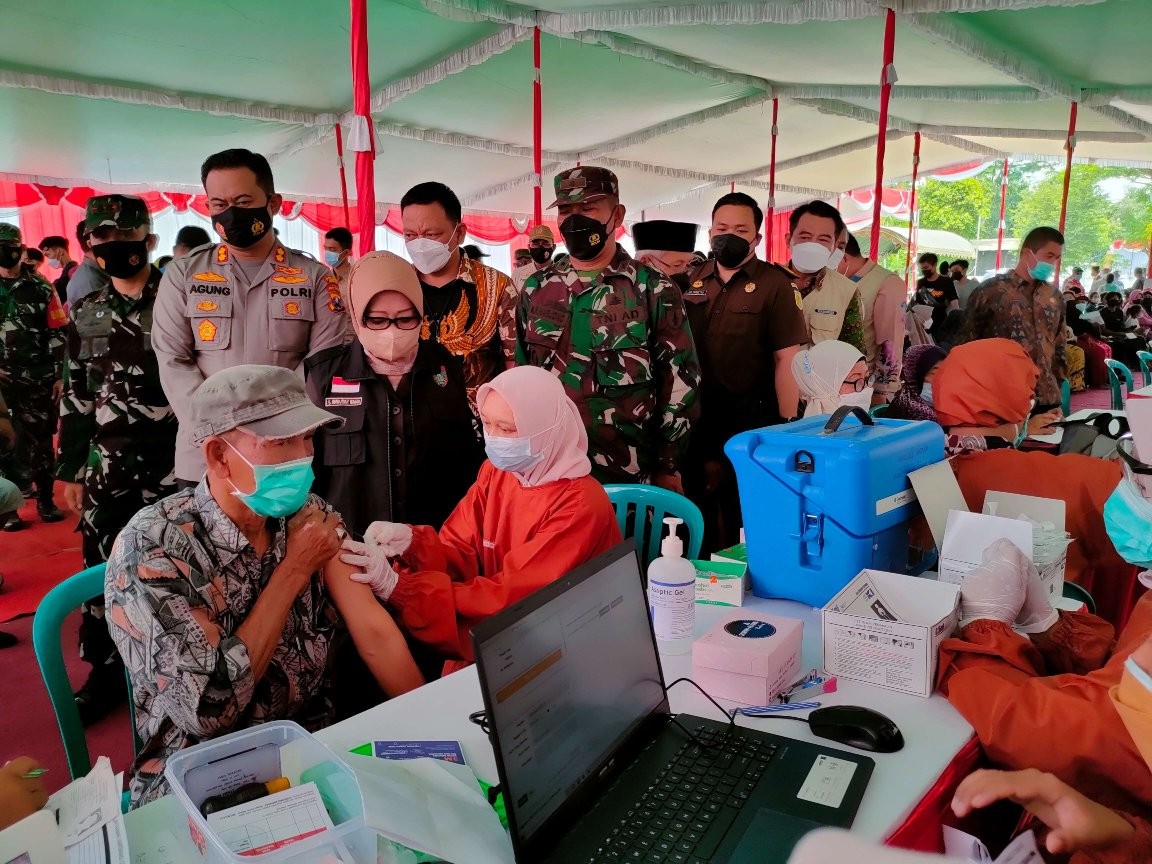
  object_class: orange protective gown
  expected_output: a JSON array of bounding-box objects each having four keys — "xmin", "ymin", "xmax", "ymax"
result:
[
  {"xmin": 950, "ymin": 449, "xmax": 1144, "ymax": 630},
  {"xmin": 937, "ymin": 594, "xmax": 1152, "ymax": 862},
  {"xmin": 388, "ymin": 461, "xmax": 623, "ymax": 673}
]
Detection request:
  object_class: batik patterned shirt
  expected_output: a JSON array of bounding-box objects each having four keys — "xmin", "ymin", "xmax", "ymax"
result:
[{"xmin": 105, "ymin": 481, "xmax": 338, "ymax": 807}]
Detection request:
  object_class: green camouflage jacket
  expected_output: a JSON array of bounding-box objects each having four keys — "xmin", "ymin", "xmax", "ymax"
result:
[
  {"xmin": 57, "ymin": 267, "xmax": 176, "ymax": 485},
  {"xmin": 0, "ymin": 271, "xmax": 66, "ymax": 385},
  {"xmin": 516, "ymin": 246, "xmax": 700, "ymax": 481}
]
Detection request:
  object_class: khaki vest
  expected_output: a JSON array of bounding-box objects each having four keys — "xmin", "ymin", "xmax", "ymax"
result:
[{"xmin": 803, "ymin": 269, "xmax": 859, "ymax": 345}]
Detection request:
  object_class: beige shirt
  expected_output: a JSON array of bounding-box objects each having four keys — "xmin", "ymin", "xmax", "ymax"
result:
[{"xmin": 152, "ymin": 242, "xmax": 348, "ymax": 481}]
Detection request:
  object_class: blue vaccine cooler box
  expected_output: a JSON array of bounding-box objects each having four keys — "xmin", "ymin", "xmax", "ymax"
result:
[{"xmin": 725, "ymin": 406, "xmax": 945, "ymax": 607}]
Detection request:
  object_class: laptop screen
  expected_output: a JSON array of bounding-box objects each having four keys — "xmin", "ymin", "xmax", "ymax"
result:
[{"xmin": 474, "ymin": 545, "xmax": 666, "ymax": 844}]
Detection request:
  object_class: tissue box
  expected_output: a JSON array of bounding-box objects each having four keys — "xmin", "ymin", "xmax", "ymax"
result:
[
  {"xmin": 711, "ymin": 543, "xmax": 748, "ymax": 565},
  {"xmin": 822, "ymin": 570, "xmax": 959, "ymax": 697},
  {"xmin": 692, "ymin": 612, "xmax": 803, "ymax": 706},
  {"xmin": 694, "ymin": 559, "xmax": 749, "ymax": 607}
]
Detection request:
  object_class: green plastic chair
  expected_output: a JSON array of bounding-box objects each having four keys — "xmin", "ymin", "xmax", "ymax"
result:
[
  {"xmin": 32, "ymin": 564, "xmax": 108, "ymax": 780},
  {"xmin": 1060, "ymin": 378, "xmax": 1071, "ymax": 416},
  {"xmin": 604, "ymin": 484, "xmax": 704, "ymax": 568},
  {"xmin": 869, "ymin": 404, "xmax": 890, "ymax": 419},
  {"xmin": 1138, "ymin": 351, "xmax": 1152, "ymax": 388},
  {"xmin": 1062, "ymin": 581, "xmax": 1096, "ymax": 615},
  {"xmin": 1105, "ymin": 358, "xmax": 1134, "ymax": 411}
]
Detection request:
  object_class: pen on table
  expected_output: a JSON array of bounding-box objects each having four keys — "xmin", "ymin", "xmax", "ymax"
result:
[
  {"xmin": 735, "ymin": 701, "xmax": 821, "ymax": 717},
  {"xmin": 21, "ymin": 768, "xmax": 48, "ymax": 778}
]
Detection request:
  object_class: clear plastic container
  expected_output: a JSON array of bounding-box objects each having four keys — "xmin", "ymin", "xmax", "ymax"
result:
[{"xmin": 165, "ymin": 720, "xmax": 374, "ymax": 864}]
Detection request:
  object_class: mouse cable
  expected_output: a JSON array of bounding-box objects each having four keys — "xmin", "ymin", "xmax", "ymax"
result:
[{"xmin": 664, "ymin": 677, "xmax": 738, "ymax": 750}]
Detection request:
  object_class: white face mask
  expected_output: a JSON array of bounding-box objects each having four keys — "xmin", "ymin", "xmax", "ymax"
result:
[
  {"xmin": 361, "ymin": 326, "xmax": 420, "ymax": 364},
  {"xmin": 406, "ymin": 235, "xmax": 455, "ymax": 274},
  {"xmin": 827, "ymin": 249, "xmax": 845, "ymax": 272},
  {"xmin": 46, "ymin": 257, "xmax": 61, "ymax": 269},
  {"xmin": 840, "ymin": 389, "xmax": 874, "ymax": 411},
  {"xmin": 791, "ymin": 241, "xmax": 834, "ymax": 274}
]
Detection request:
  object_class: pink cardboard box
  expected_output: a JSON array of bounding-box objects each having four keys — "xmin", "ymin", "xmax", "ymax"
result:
[{"xmin": 692, "ymin": 612, "xmax": 804, "ymax": 706}]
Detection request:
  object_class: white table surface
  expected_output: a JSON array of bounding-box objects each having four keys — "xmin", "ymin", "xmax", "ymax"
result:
[{"xmin": 125, "ymin": 595, "xmax": 974, "ymax": 858}]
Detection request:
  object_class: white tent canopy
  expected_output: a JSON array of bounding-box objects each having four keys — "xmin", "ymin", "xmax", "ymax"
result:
[{"xmin": 1, "ymin": 0, "xmax": 1150, "ymax": 227}]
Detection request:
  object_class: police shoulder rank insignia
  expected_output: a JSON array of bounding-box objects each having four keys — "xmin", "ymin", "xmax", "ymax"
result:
[
  {"xmin": 216, "ymin": 246, "xmax": 229, "ymax": 264},
  {"xmin": 198, "ymin": 320, "xmax": 217, "ymax": 342},
  {"xmin": 196, "ymin": 300, "xmax": 219, "ymax": 312},
  {"xmin": 794, "ymin": 288, "xmax": 804, "ymax": 309},
  {"xmin": 272, "ymin": 275, "xmax": 307, "ymax": 284},
  {"xmin": 192, "ymin": 271, "xmax": 227, "ymax": 283},
  {"xmin": 274, "ymin": 246, "xmax": 287, "ymax": 264},
  {"xmin": 692, "ymin": 281, "xmax": 704, "ymax": 289},
  {"xmin": 433, "ymin": 366, "xmax": 448, "ymax": 388},
  {"xmin": 275, "ymin": 264, "xmax": 303, "ymax": 276},
  {"xmin": 744, "ymin": 282, "xmax": 756, "ymax": 294},
  {"xmin": 284, "ymin": 301, "xmax": 301, "ymax": 317}
]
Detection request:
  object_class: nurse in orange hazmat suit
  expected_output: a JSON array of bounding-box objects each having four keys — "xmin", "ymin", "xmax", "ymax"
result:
[{"xmin": 339, "ymin": 365, "xmax": 623, "ymax": 674}]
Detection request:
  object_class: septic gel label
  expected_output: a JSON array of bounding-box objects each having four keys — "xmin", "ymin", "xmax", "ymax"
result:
[{"xmin": 649, "ymin": 581, "xmax": 695, "ymax": 642}]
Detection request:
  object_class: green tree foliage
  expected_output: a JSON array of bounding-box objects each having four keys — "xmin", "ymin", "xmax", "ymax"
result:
[
  {"xmin": 916, "ymin": 176, "xmax": 995, "ymax": 241},
  {"xmin": 1009, "ymin": 166, "xmax": 1113, "ymax": 267}
]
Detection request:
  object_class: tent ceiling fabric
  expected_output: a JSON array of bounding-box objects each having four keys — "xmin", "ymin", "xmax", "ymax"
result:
[{"xmin": 0, "ymin": 0, "xmax": 1148, "ymax": 227}]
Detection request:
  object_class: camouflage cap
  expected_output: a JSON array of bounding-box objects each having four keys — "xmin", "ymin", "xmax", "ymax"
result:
[
  {"xmin": 84, "ymin": 194, "xmax": 151, "ymax": 234},
  {"xmin": 528, "ymin": 224, "xmax": 555, "ymax": 242},
  {"xmin": 0, "ymin": 223, "xmax": 21, "ymax": 244},
  {"xmin": 548, "ymin": 166, "xmax": 619, "ymax": 208}
]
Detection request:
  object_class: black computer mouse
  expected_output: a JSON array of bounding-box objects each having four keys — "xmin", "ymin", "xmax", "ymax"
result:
[{"xmin": 807, "ymin": 705, "xmax": 905, "ymax": 753}]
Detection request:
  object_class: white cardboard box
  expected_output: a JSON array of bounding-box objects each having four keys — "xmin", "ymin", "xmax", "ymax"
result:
[
  {"xmin": 822, "ymin": 570, "xmax": 960, "ymax": 697},
  {"xmin": 982, "ymin": 491, "xmax": 1068, "ymax": 604},
  {"xmin": 938, "ymin": 511, "xmax": 1034, "ymax": 586}
]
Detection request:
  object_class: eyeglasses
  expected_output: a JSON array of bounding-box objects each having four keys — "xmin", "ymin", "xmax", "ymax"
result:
[
  {"xmin": 842, "ymin": 374, "xmax": 877, "ymax": 392},
  {"xmin": 362, "ymin": 314, "xmax": 422, "ymax": 331}
]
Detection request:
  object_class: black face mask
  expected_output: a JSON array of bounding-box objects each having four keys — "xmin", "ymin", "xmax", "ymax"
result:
[
  {"xmin": 0, "ymin": 246, "xmax": 22, "ymax": 270},
  {"xmin": 921, "ymin": 267, "xmax": 933, "ymax": 277},
  {"xmin": 93, "ymin": 240, "xmax": 150, "ymax": 279},
  {"xmin": 529, "ymin": 246, "xmax": 553, "ymax": 265},
  {"xmin": 212, "ymin": 205, "xmax": 272, "ymax": 249},
  {"xmin": 711, "ymin": 234, "xmax": 751, "ymax": 269},
  {"xmin": 559, "ymin": 214, "xmax": 611, "ymax": 261}
]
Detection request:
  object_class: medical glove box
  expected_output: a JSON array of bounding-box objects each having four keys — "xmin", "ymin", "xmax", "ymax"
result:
[
  {"xmin": 692, "ymin": 611, "xmax": 803, "ymax": 706},
  {"xmin": 726, "ymin": 409, "xmax": 945, "ymax": 607},
  {"xmin": 166, "ymin": 721, "xmax": 373, "ymax": 864},
  {"xmin": 822, "ymin": 570, "xmax": 960, "ymax": 698}
]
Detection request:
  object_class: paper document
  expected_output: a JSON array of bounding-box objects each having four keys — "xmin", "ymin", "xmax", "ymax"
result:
[
  {"xmin": 347, "ymin": 753, "xmax": 514, "ymax": 864},
  {"xmin": 65, "ymin": 817, "xmax": 130, "ymax": 864},
  {"xmin": 939, "ymin": 511, "xmax": 1033, "ymax": 585},
  {"xmin": 47, "ymin": 757, "xmax": 123, "ymax": 846},
  {"xmin": 826, "ymin": 575, "xmax": 899, "ymax": 620},
  {"xmin": 943, "ymin": 827, "xmax": 1043, "ymax": 864},
  {"xmin": 205, "ymin": 782, "xmax": 333, "ymax": 857}
]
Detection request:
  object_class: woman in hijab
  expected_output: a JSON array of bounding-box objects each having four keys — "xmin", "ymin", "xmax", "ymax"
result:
[
  {"xmin": 888, "ymin": 345, "xmax": 947, "ymax": 422},
  {"xmin": 933, "ymin": 338, "xmax": 1060, "ymax": 453},
  {"xmin": 306, "ymin": 251, "xmax": 485, "ymax": 713},
  {"xmin": 339, "ymin": 365, "xmax": 623, "ymax": 675},
  {"xmin": 791, "ymin": 340, "xmax": 873, "ymax": 417}
]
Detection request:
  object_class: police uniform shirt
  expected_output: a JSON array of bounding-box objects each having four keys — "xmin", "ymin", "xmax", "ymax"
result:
[{"xmin": 152, "ymin": 242, "xmax": 347, "ymax": 482}]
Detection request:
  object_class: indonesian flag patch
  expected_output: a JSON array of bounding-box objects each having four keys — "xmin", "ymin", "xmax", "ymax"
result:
[{"xmin": 331, "ymin": 376, "xmax": 360, "ymax": 394}]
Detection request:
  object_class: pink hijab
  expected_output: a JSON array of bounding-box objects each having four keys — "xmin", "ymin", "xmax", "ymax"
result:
[{"xmin": 476, "ymin": 366, "xmax": 591, "ymax": 487}]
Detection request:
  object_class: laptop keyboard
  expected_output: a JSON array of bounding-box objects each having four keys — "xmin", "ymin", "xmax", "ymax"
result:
[{"xmin": 585, "ymin": 726, "xmax": 777, "ymax": 863}]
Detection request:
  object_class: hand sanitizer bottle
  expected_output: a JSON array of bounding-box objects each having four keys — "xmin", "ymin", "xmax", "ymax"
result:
[{"xmin": 647, "ymin": 516, "xmax": 697, "ymax": 655}]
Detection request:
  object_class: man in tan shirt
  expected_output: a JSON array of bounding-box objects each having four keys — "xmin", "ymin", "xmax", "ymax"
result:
[{"xmin": 152, "ymin": 149, "xmax": 347, "ymax": 485}]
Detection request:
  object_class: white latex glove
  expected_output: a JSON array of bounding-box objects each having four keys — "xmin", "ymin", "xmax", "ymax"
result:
[
  {"xmin": 340, "ymin": 538, "xmax": 400, "ymax": 602},
  {"xmin": 959, "ymin": 538, "xmax": 1030, "ymax": 628},
  {"xmin": 1016, "ymin": 560, "xmax": 1060, "ymax": 635},
  {"xmin": 363, "ymin": 521, "xmax": 413, "ymax": 557}
]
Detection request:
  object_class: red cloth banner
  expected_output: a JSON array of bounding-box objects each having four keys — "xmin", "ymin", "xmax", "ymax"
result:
[
  {"xmin": 869, "ymin": 9, "xmax": 896, "ymax": 260},
  {"xmin": 350, "ymin": 0, "xmax": 376, "ymax": 255}
]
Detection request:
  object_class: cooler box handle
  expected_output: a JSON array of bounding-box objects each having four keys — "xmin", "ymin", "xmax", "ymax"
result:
[{"xmin": 823, "ymin": 405, "xmax": 874, "ymax": 434}]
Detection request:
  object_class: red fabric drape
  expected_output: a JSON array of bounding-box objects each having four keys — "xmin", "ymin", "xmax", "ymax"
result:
[
  {"xmin": 334, "ymin": 123, "xmax": 352, "ymax": 231},
  {"xmin": 532, "ymin": 27, "xmax": 543, "ymax": 227},
  {"xmin": 1059, "ymin": 102, "xmax": 1078, "ymax": 234},
  {"xmin": 904, "ymin": 131, "xmax": 921, "ymax": 282},
  {"xmin": 767, "ymin": 210, "xmax": 791, "ymax": 265},
  {"xmin": 995, "ymin": 158, "xmax": 1009, "ymax": 270},
  {"xmin": 869, "ymin": 9, "xmax": 896, "ymax": 261},
  {"xmin": 350, "ymin": 0, "xmax": 376, "ymax": 255}
]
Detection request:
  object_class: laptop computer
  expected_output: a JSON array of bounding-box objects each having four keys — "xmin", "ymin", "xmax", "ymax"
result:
[{"xmin": 472, "ymin": 541, "xmax": 875, "ymax": 864}]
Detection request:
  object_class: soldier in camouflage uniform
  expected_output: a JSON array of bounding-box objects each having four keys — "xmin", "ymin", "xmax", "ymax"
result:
[
  {"xmin": 515, "ymin": 167, "xmax": 700, "ymax": 489},
  {"xmin": 0, "ymin": 223, "xmax": 67, "ymax": 528},
  {"xmin": 56, "ymin": 195, "xmax": 177, "ymax": 725}
]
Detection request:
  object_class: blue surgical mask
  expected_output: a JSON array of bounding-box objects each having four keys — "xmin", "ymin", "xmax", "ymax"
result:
[
  {"xmin": 226, "ymin": 441, "xmax": 314, "ymax": 518},
  {"xmin": 1104, "ymin": 475, "xmax": 1152, "ymax": 569},
  {"xmin": 1029, "ymin": 261, "xmax": 1055, "ymax": 282},
  {"xmin": 1126, "ymin": 655, "xmax": 1152, "ymax": 694},
  {"xmin": 1076, "ymin": 302, "xmax": 1089, "ymax": 313},
  {"xmin": 484, "ymin": 433, "xmax": 542, "ymax": 474},
  {"xmin": 921, "ymin": 382, "xmax": 934, "ymax": 405},
  {"xmin": 324, "ymin": 250, "xmax": 342, "ymax": 267}
]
